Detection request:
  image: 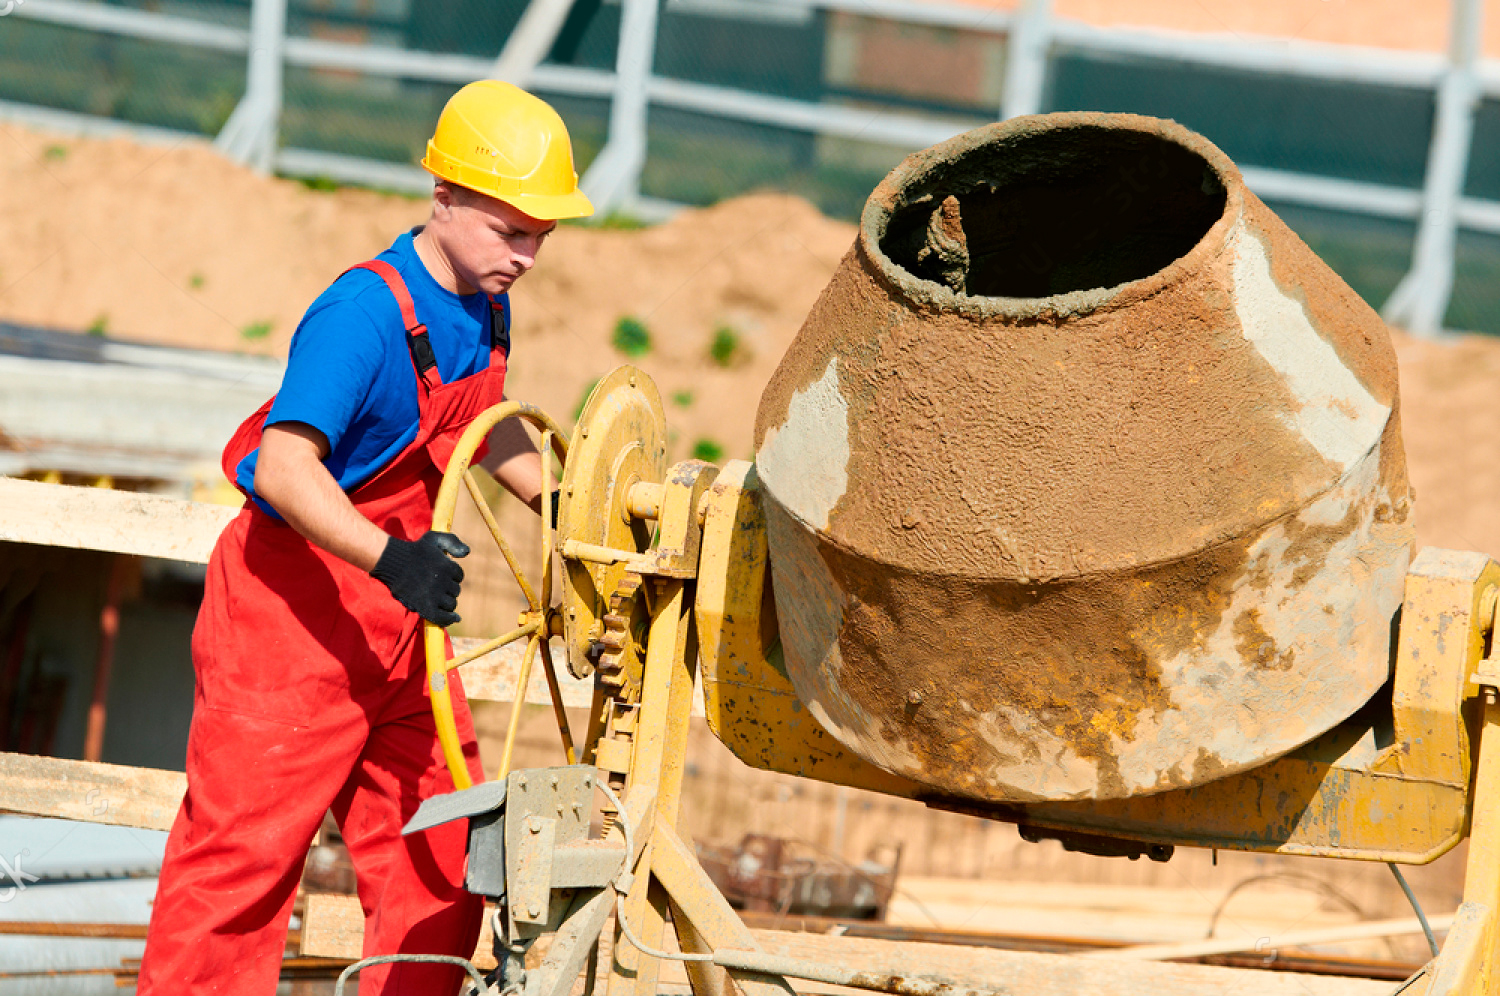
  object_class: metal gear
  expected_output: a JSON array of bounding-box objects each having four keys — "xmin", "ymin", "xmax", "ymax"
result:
[{"xmin": 597, "ymin": 571, "xmax": 648, "ymax": 701}]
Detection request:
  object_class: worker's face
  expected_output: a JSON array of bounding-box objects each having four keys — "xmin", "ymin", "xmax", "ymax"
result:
[{"xmin": 433, "ymin": 185, "xmax": 556, "ymax": 297}]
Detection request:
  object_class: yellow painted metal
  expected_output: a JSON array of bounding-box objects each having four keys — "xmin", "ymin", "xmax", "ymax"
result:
[
  {"xmin": 557, "ymin": 366, "xmax": 667, "ymax": 679},
  {"xmin": 693, "ymin": 463, "xmax": 1500, "ymax": 866},
  {"xmin": 605, "ymin": 460, "xmax": 718, "ymax": 996},
  {"xmin": 695, "ymin": 461, "xmax": 926, "ymax": 799},
  {"xmin": 1426, "ymin": 592, "xmax": 1500, "ymax": 995},
  {"xmin": 426, "ymin": 399, "xmax": 568, "ymax": 790},
  {"xmin": 496, "ymin": 633, "xmax": 541, "ymax": 782},
  {"xmin": 446, "ymin": 620, "xmax": 540, "ymax": 671}
]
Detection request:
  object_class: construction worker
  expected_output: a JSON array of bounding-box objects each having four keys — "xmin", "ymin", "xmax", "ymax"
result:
[{"xmin": 138, "ymin": 81, "xmax": 593, "ymax": 995}]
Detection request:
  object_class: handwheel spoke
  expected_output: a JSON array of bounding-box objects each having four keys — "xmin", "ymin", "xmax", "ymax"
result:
[
  {"xmin": 540, "ymin": 431, "xmax": 555, "ymax": 614},
  {"xmin": 537, "ymin": 619, "xmax": 577, "ymax": 765},
  {"xmin": 496, "ymin": 633, "xmax": 541, "ymax": 782},
  {"xmin": 444, "ymin": 619, "xmax": 541, "ymax": 672},
  {"xmin": 463, "ymin": 469, "xmax": 540, "ymax": 612}
]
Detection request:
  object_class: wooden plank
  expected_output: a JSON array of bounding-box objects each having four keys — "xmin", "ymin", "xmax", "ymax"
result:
[
  {"xmin": 1089, "ymin": 914, "xmax": 1456, "ymax": 961},
  {"xmin": 300, "ymin": 892, "xmax": 495, "ymax": 968},
  {"xmin": 300, "ymin": 890, "xmax": 1394, "ymax": 995},
  {"xmin": 748, "ymin": 930, "xmax": 1398, "ymax": 996},
  {"xmin": 0, "ymin": 752, "xmax": 184, "ymax": 831},
  {"xmin": 453, "ymin": 637, "xmax": 704, "ymax": 715},
  {"xmin": 0, "ymin": 478, "xmax": 237, "ymax": 564}
]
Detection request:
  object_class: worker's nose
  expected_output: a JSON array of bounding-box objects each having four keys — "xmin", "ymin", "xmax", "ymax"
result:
[{"xmin": 512, "ymin": 239, "xmax": 541, "ymax": 272}]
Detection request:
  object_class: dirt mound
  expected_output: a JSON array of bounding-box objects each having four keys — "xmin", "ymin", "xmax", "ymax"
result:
[
  {"xmin": 0, "ymin": 125, "xmax": 853, "ymax": 465},
  {"xmin": 1, "ymin": 121, "xmax": 1496, "ymax": 561}
]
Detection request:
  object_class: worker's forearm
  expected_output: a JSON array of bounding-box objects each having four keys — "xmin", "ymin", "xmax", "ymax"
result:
[
  {"xmin": 480, "ymin": 415, "xmax": 550, "ymax": 515},
  {"xmin": 255, "ymin": 427, "xmax": 389, "ymax": 572}
]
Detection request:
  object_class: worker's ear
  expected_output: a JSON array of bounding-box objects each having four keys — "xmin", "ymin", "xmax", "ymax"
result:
[{"xmin": 431, "ymin": 181, "xmax": 459, "ymax": 218}]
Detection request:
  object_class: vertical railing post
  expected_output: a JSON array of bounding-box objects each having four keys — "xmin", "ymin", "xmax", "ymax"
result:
[
  {"xmin": 1001, "ymin": 0, "xmax": 1052, "ymax": 120},
  {"xmin": 580, "ymin": 0, "xmax": 659, "ymax": 217},
  {"xmin": 215, "ymin": 0, "xmax": 288, "ymax": 174},
  {"xmin": 1382, "ymin": 0, "xmax": 1483, "ymax": 337}
]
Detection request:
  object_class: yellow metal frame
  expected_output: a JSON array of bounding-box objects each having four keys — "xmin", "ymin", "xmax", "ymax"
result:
[
  {"xmin": 693, "ymin": 464, "xmax": 1500, "ymax": 866},
  {"xmin": 424, "ymin": 372, "xmax": 1500, "ymax": 994}
]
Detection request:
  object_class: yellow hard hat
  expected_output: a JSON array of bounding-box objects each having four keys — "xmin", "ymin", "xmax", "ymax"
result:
[{"xmin": 421, "ymin": 80, "xmax": 594, "ymax": 221}]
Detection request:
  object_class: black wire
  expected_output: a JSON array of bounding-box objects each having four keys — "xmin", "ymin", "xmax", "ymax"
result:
[{"xmin": 1387, "ymin": 862, "xmax": 1440, "ymax": 958}]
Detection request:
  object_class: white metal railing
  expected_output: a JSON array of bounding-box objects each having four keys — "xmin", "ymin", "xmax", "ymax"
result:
[{"xmin": 2, "ymin": 0, "xmax": 1496, "ymax": 335}]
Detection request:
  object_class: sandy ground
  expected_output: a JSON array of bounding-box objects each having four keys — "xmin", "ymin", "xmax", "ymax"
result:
[
  {"xmin": 0, "ymin": 123, "xmax": 848, "ymax": 470},
  {"xmin": 2, "ymin": 120, "xmax": 1495, "ymax": 559}
]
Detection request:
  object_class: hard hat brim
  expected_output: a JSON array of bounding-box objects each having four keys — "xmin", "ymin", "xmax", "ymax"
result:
[{"xmin": 500, "ymin": 188, "xmax": 596, "ymax": 222}]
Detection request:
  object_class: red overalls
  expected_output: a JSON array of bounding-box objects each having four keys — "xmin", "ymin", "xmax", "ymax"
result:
[{"xmin": 140, "ymin": 261, "xmax": 506, "ymax": 995}]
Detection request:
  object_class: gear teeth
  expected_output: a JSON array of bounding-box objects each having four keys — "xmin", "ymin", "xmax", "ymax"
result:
[{"xmin": 597, "ymin": 572, "xmax": 645, "ymax": 697}]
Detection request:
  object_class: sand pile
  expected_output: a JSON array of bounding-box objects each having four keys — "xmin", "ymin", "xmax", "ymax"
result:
[{"xmin": 1, "ymin": 121, "xmax": 1496, "ymax": 562}]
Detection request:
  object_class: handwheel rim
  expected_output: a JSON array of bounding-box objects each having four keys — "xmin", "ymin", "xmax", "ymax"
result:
[{"xmin": 425, "ymin": 400, "xmax": 568, "ymax": 790}]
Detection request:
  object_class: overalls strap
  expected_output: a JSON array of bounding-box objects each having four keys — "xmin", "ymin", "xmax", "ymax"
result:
[{"xmin": 347, "ymin": 260, "xmax": 444, "ymax": 393}]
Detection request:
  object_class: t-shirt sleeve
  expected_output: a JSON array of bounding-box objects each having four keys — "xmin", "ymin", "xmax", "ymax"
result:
[{"xmin": 266, "ymin": 295, "xmax": 386, "ymax": 454}]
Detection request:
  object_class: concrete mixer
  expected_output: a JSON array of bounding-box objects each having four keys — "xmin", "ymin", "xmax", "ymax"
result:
[{"xmin": 338, "ymin": 114, "xmax": 1500, "ymax": 996}]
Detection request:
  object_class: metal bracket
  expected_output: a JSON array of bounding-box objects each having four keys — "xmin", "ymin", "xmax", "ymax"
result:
[
  {"xmin": 402, "ymin": 779, "xmax": 508, "ymax": 835},
  {"xmin": 505, "ymin": 767, "xmax": 594, "ymax": 928}
]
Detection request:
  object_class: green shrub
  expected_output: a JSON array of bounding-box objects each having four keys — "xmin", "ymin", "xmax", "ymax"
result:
[
  {"xmin": 86, "ymin": 314, "xmax": 109, "ymax": 337},
  {"xmin": 671, "ymin": 390, "xmax": 694, "ymax": 408},
  {"xmin": 612, "ymin": 316, "xmax": 652, "ymax": 358},
  {"xmin": 708, "ymin": 323, "xmax": 751, "ymax": 368},
  {"xmin": 240, "ymin": 320, "xmax": 273, "ymax": 341},
  {"xmin": 691, "ymin": 438, "xmax": 725, "ymax": 463}
]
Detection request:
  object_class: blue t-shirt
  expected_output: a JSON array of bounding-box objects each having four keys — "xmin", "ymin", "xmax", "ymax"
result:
[{"xmin": 237, "ymin": 231, "xmax": 509, "ymax": 513}]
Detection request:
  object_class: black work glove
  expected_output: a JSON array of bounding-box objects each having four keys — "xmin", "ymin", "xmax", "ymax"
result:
[{"xmin": 370, "ymin": 531, "xmax": 470, "ymax": 626}]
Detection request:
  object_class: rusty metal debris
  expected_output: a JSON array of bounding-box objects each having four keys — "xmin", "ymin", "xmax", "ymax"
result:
[{"xmin": 696, "ymin": 833, "xmax": 901, "ymax": 921}]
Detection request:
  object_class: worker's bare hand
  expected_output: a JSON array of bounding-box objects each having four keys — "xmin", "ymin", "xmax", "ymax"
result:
[{"xmin": 370, "ymin": 531, "xmax": 470, "ymax": 626}]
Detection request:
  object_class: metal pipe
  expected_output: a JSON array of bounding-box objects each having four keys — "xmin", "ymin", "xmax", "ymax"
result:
[
  {"xmin": 561, "ymin": 539, "xmax": 640, "ymax": 565},
  {"xmin": 84, "ymin": 555, "xmax": 131, "ymax": 763}
]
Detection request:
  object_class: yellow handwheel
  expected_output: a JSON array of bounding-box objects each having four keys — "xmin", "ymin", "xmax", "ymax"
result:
[{"xmin": 425, "ymin": 400, "xmax": 569, "ymax": 790}]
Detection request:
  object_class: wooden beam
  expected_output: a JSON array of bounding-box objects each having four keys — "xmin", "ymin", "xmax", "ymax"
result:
[
  {"xmin": 301, "ymin": 893, "xmax": 496, "ymax": 969},
  {"xmin": 0, "ymin": 478, "xmax": 237, "ymax": 564},
  {"xmin": 0, "ymin": 751, "xmax": 185, "ymax": 831},
  {"xmin": 749, "ymin": 929, "xmax": 1397, "ymax": 996},
  {"xmin": 1087, "ymin": 914, "xmax": 1456, "ymax": 961},
  {"xmin": 452, "ymin": 637, "xmax": 703, "ymax": 716},
  {"xmin": 301, "ymin": 893, "xmax": 1394, "ymax": 995}
]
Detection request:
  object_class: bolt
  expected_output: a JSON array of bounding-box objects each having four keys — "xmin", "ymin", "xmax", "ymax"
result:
[
  {"xmin": 529, "ymin": 904, "xmax": 541, "ymax": 918},
  {"xmin": 583, "ymin": 777, "xmax": 592, "ymax": 788},
  {"xmin": 581, "ymin": 427, "xmax": 590, "ymax": 438},
  {"xmin": 529, "ymin": 817, "xmax": 542, "ymax": 833},
  {"xmin": 518, "ymin": 775, "xmax": 527, "ymax": 788},
  {"xmin": 550, "ymin": 775, "xmax": 559, "ymax": 788}
]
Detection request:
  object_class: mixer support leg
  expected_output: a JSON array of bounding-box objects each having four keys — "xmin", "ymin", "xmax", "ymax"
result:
[{"xmin": 1430, "ymin": 686, "xmax": 1500, "ymax": 995}]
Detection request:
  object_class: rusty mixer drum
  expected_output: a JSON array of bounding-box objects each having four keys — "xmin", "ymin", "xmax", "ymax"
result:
[{"xmin": 753, "ymin": 113, "xmax": 1414, "ymax": 803}]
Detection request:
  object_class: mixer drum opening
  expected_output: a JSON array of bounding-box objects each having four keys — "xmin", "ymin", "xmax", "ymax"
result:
[
  {"xmin": 754, "ymin": 113, "xmax": 1414, "ymax": 805},
  {"xmin": 880, "ymin": 127, "xmax": 1228, "ymax": 299}
]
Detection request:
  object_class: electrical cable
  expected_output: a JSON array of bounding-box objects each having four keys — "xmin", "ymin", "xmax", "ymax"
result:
[
  {"xmin": 596, "ymin": 779, "xmax": 718, "ymax": 964},
  {"xmin": 1386, "ymin": 862, "xmax": 1440, "ymax": 958}
]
